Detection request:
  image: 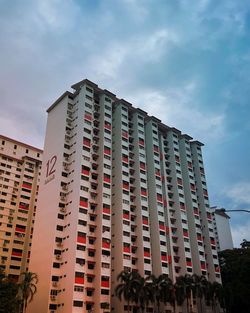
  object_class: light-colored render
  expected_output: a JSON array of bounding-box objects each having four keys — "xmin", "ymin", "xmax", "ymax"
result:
[{"xmin": 27, "ymin": 79, "xmax": 221, "ymax": 313}]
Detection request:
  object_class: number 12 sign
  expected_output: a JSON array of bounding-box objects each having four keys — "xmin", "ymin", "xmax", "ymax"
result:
[{"xmin": 45, "ymin": 155, "xmax": 57, "ymax": 184}]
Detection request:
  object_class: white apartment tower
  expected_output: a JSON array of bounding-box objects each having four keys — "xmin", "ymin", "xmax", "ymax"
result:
[
  {"xmin": 211, "ymin": 206, "xmax": 234, "ymax": 252},
  {"xmin": 28, "ymin": 79, "xmax": 221, "ymax": 313},
  {"xmin": 0, "ymin": 135, "xmax": 42, "ymax": 281}
]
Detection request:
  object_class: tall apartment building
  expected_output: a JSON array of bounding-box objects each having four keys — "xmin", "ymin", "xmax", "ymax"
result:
[
  {"xmin": 28, "ymin": 79, "xmax": 220, "ymax": 313},
  {"xmin": 0, "ymin": 135, "xmax": 42, "ymax": 281},
  {"xmin": 211, "ymin": 206, "xmax": 234, "ymax": 251}
]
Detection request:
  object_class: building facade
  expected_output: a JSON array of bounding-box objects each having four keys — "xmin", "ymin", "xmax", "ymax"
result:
[
  {"xmin": 28, "ymin": 79, "xmax": 221, "ymax": 313},
  {"xmin": 211, "ymin": 206, "xmax": 234, "ymax": 252},
  {"xmin": 0, "ymin": 135, "xmax": 42, "ymax": 281}
]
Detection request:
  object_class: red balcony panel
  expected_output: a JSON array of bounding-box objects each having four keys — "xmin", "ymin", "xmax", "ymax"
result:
[
  {"xmin": 175, "ymin": 155, "xmax": 180, "ymax": 162},
  {"xmin": 194, "ymin": 209, "xmax": 199, "ymax": 215},
  {"xmin": 144, "ymin": 251, "xmax": 150, "ymax": 257},
  {"xmin": 168, "ymin": 255, "xmax": 172, "ymax": 264},
  {"xmin": 77, "ymin": 236, "xmax": 86, "ymax": 244},
  {"xmin": 157, "ymin": 195, "xmax": 163, "ymax": 202},
  {"xmin": 142, "ymin": 218, "xmax": 148, "ymax": 225},
  {"xmin": 141, "ymin": 190, "xmax": 147, "ymax": 196},
  {"xmin": 197, "ymin": 234, "xmax": 202, "ymax": 241},
  {"xmin": 75, "ymin": 277, "xmax": 84, "ymax": 284},
  {"xmin": 161, "ymin": 175, "xmax": 165, "ymax": 181},
  {"xmin": 84, "ymin": 114, "xmax": 92, "ymax": 121},
  {"xmin": 102, "ymin": 241, "xmax": 110, "ymax": 249},
  {"xmin": 190, "ymin": 184, "xmax": 196, "ymax": 191},
  {"xmin": 183, "ymin": 230, "xmax": 189, "ymax": 237},
  {"xmin": 215, "ymin": 266, "xmax": 220, "ymax": 273},
  {"xmin": 123, "ymin": 213, "xmax": 130, "ymax": 220},
  {"xmin": 165, "ymin": 226, "xmax": 170, "ymax": 234},
  {"xmin": 180, "ymin": 203, "xmax": 186, "ymax": 211},
  {"xmin": 101, "ymin": 280, "xmax": 110, "ymax": 288},
  {"xmin": 12, "ymin": 250, "xmax": 22, "ymax": 257},
  {"xmin": 159, "ymin": 224, "xmax": 165, "ymax": 230},
  {"xmin": 15, "ymin": 227, "xmax": 25, "ymax": 233},
  {"xmin": 155, "ymin": 169, "xmax": 160, "ymax": 176},
  {"xmin": 103, "ymin": 207, "xmax": 110, "ymax": 214},
  {"xmin": 19, "ymin": 204, "xmax": 29, "ymax": 210},
  {"xmin": 186, "ymin": 261, "xmax": 192, "ymax": 267},
  {"xmin": 123, "ymin": 183, "xmax": 129, "ymax": 190},
  {"xmin": 160, "ymin": 152, "xmax": 163, "ymax": 160},
  {"xmin": 123, "ymin": 246, "xmax": 131, "ymax": 253},
  {"xmin": 210, "ymin": 239, "xmax": 216, "ymax": 245},
  {"xmin": 82, "ymin": 169, "xmax": 90, "ymax": 176},
  {"xmin": 201, "ymin": 263, "xmax": 206, "ymax": 270},
  {"xmin": 22, "ymin": 183, "xmax": 32, "ymax": 189},
  {"xmin": 104, "ymin": 122, "xmax": 111, "ymax": 130},
  {"xmin": 140, "ymin": 162, "xmax": 146, "ymax": 170},
  {"xmin": 83, "ymin": 138, "xmax": 91, "ymax": 147},
  {"xmin": 122, "ymin": 131, "xmax": 128, "ymax": 139},
  {"xmin": 122, "ymin": 156, "xmax": 128, "ymax": 163},
  {"xmin": 203, "ymin": 189, "xmax": 208, "ymax": 196},
  {"xmin": 104, "ymin": 177, "xmax": 111, "ymax": 183},
  {"xmin": 104, "ymin": 148, "xmax": 111, "ymax": 155},
  {"xmin": 207, "ymin": 212, "xmax": 212, "ymax": 220},
  {"xmin": 163, "ymin": 200, "xmax": 168, "ymax": 207},
  {"xmin": 79, "ymin": 200, "xmax": 88, "ymax": 208},
  {"xmin": 161, "ymin": 255, "xmax": 167, "ymax": 261},
  {"xmin": 139, "ymin": 139, "xmax": 145, "ymax": 146}
]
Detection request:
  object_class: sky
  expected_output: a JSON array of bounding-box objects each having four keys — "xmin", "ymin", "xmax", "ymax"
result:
[{"xmin": 0, "ymin": 0, "xmax": 249, "ymax": 247}]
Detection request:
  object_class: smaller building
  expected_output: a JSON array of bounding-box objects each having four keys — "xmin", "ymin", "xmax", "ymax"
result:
[
  {"xmin": 211, "ymin": 206, "xmax": 234, "ymax": 251},
  {"xmin": 0, "ymin": 135, "xmax": 42, "ymax": 281}
]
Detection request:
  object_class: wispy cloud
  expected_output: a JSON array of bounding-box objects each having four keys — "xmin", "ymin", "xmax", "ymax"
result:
[
  {"xmin": 127, "ymin": 82, "xmax": 226, "ymax": 142},
  {"xmin": 225, "ymin": 182, "xmax": 250, "ymax": 206},
  {"xmin": 231, "ymin": 220, "xmax": 250, "ymax": 247}
]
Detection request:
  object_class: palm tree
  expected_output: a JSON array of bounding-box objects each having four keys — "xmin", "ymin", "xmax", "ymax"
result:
[
  {"xmin": 18, "ymin": 272, "xmax": 38, "ymax": 313},
  {"xmin": 174, "ymin": 276, "xmax": 186, "ymax": 312},
  {"xmin": 146, "ymin": 274, "xmax": 163, "ymax": 313},
  {"xmin": 157, "ymin": 274, "xmax": 174, "ymax": 313},
  {"xmin": 208, "ymin": 281, "xmax": 225, "ymax": 313},
  {"xmin": 134, "ymin": 275, "xmax": 152, "ymax": 313},
  {"xmin": 115, "ymin": 270, "xmax": 141, "ymax": 313},
  {"xmin": 191, "ymin": 274, "xmax": 208, "ymax": 313}
]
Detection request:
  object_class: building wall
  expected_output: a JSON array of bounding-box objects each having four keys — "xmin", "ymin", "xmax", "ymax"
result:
[
  {"xmin": 0, "ymin": 135, "xmax": 42, "ymax": 281},
  {"xmin": 27, "ymin": 79, "xmax": 221, "ymax": 313},
  {"xmin": 211, "ymin": 208, "xmax": 234, "ymax": 252}
]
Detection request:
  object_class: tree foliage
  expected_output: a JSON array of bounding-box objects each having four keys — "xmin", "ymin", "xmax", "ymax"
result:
[
  {"xmin": 219, "ymin": 247, "xmax": 250, "ymax": 313},
  {"xmin": 0, "ymin": 268, "xmax": 19, "ymax": 313},
  {"xmin": 0, "ymin": 269, "xmax": 38, "ymax": 313},
  {"xmin": 19, "ymin": 272, "xmax": 38, "ymax": 313},
  {"xmin": 115, "ymin": 270, "xmax": 224, "ymax": 313}
]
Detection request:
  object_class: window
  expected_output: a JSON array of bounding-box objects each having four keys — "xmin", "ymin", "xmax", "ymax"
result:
[{"xmin": 73, "ymin": 300, "xmax": 83, "ymax": 307}]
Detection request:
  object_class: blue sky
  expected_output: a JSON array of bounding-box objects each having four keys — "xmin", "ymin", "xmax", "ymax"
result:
[{"xmin": 0, "ymin": 0, "xmax": 249, "ymax": 246}]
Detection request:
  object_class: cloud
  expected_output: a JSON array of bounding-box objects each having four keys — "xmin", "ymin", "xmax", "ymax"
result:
[
  {"xmin": 231, "ymin": 220, "xmax": 250, "ymax": 247},
  {"xmin": 127, "ymin": 82, "xmax": 226, "ymax": 142},
  {"xmin": 225, "ymin": 182, "xmax": 250, "ymax": 206}
]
